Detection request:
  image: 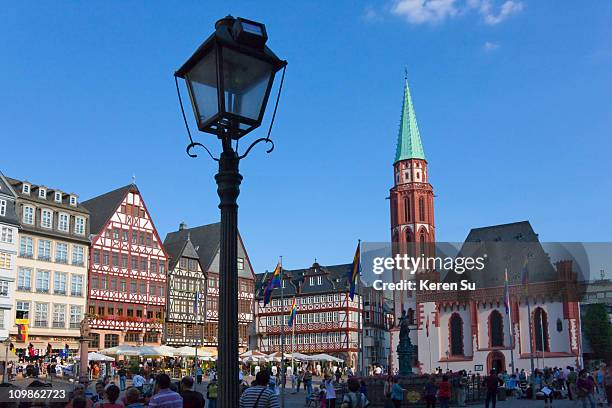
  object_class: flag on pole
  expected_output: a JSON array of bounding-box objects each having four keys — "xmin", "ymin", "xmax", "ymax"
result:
[
  {"xmin": 503, "ymin": 269, "xmax": 511, "ymax": 315},
  {"xmin": 348, "ymin": 241, "xmax": 361, "ymax": 300},
  {"xmin": 194, "ymin": 292, "xmax": 200, "ymax": 314},
  {"xmin": 263, "ymin": 262, "xmax": 282, "ymax": 306},
  {"xmin": 288, "ymin": 298, "xmax": 298, "ymax": 327}
]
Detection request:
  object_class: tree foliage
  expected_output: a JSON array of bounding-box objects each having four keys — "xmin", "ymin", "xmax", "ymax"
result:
[{"xmin": 583, "ymin": 303, "xmax": 612, "ymax": 364}]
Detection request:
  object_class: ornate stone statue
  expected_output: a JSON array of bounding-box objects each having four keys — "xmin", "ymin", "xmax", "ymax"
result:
[
  {"xmin": 397, "ymin": 309, "xmax": 413, "ymax": 376},
  {"xmin": 80, "ymin": 318, "xmax": 91, "ymax": 338}
]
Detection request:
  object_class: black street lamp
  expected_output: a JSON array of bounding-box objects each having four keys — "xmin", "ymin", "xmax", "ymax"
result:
[{"xmin": 174, "ymin": 15, "xmax": 286, "ymax": 408}]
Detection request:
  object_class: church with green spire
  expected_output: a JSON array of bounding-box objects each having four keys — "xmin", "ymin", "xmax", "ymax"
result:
[{"xmin": 395, "ymin": 78, "xmax": 426, "ymax": 163}]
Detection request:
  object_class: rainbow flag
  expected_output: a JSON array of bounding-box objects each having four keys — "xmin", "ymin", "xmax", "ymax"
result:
[
  {"xmin": 263, "ymin": 262, "xmax": 282, "ymax": 306},
  {"xmin": 288, "ymin": 298, "xmax": 298, "ymax": 327},
  {"xmin": 348, "ymin": 241, "xmax": 361, "ymax": 300}
]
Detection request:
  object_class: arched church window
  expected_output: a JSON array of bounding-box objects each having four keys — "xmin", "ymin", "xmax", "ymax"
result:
[
  {"xmin": 419, "ymin": 232, "xmax": 426, "ymax": 257},
  {"xmin": 404, "ymin": 197, "xmax": 411, "ymax": 222},
  {"xmin": 533, "ymin": 307, "xmax": 550, "ymax": 352},
  {"xmin": 419, "ymin": 197, "xmax": 425, "ymax": 221},
  {"xmin": 489, "ymin": 310, "xmax": 504, "ymax": 347},
  {"xmin": 556, "ymin": 318, "xmax": 563, "ymax": 332},
  {"xmin": 406, "ymin": 230, "xmax": 413, "ymax": 243},
  {"xmin": 449, "ymin": 313, "xmax": 464, "ymax": 356}
]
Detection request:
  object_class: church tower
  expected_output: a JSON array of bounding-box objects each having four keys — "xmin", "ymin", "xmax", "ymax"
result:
[{"xmin": 389, "ymin": 78, "xmax": 436, "ymax": 370}]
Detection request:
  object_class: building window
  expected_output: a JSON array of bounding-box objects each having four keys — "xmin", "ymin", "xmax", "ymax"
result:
[
  {"xmin": 130, "ymin": 281, "xmax": 137, "ymax": 293},
  {"xmin": 489, "ymin": 310, "xmax": 504, "ymax": 347},
  {"xmin": 41, "ymin": 209, "xmax": 53, "ymax": 228},
  {"xmin": 52, "ymin": 304, "xmax": 66, "ymax": 328},
  {"xmin": 71, "ymin": 275, "xmax": 83, "ymax": 296},
  {"xmin": 88, "ymin": 333, "xmax": 100, "ymax": 348},
  {"xmin": 404, "ymin": 197, "xmax": 411, "ymax": 222},
  {"xmin": 38, "ymin": 188, "xmax": 47, "ymax": 199},
  {"xmin": 131, "ymin": 256, "xmax": 138, "ymax": 271},
  {"xmin": 449, "ymin": 313, "xmax": 464, "ymax": 356},
  {"xmin": 102, "ymin": 251, "xmax": 109, "ymax": 266},
  {"xmin": 36, "ymin": 270, "xmax": 50, "ymax": 293},
  {"xmin": 54, "ymin": 192, "xmax": 62, "ymax": 203},
  {"xmin": 418, "ymin": 196, "xmax": 425, "ymax": 222},
  {"xmin": 121, "ymin": 254, "xmax": 128, "ymax": 268},
  {"xmin": 120, "ymin": 280, "xmax": 126, "ymax": 292},
  {"xmin": 58, "ymin": 213, "xmax": 69, "ymax": 232},
  {"xmin": 140, "ymin": 257, "xmax": 148, "ymax": 272},
  {"xmin": 23, "ymin": 206, "xmax": 34, "ymax": 225},
  {"xmin": 309, "ymin": 277, "xmax": 314, "ymax": 286},
  {"xmin": 19, "ymin": 237, "xmax": 33, "ymax": 257},
  {"xmin": 112, "ymin": 252, "xmax": 118, "ymax": 267},
  {"xmin": 150, "ymin": 259, "xmax": 158, "ymax": 274},
  {"xmin": 317, "ymin": 276, "xmax": 322, "ymax": 285},
  {"xmin": 55, "ymin": 243, "xmax": 68, "ymax": 263},
  {"xmin": 124, "ymin": 332, "xmax": 140, "ymax": 343},
  {"xmin": 0, "ymin": 280, "xmax": 8, "ymax": 296},
  {"xmin": 69, "ymin": 195, "xmax": 77, "ymax": 206},
  {"xmin": 237, "ymin": 257, "xmax": 245, "ymax": 270},
  {"xmin": 54, "ymin": 272, "xmax": 67, "ymax": 294},
  {"xmin": 533, "ymin": 307, "xmax": 550, "ymax": 352},
  {"xmin": 74, "ymin": 217, "xmax": 85, "ymax": 235},
  {"xmin": 70, "ymin": 305, "xmax": 82, "ymax": 328},
  {"xmin": 105, "ymin": 334, "xmax": 119, "ymax": 348},
  {"xmin": 38, "ymin": 240, "xmax": 51, "ymax": 261},
  {"xmin": 22, "ymin": 184, "xmax": 30, "ymax": 195},
  {"xmin": 72, "ymin": 246, "xmax": 84, "ymax": 266},
  {"xmin": 144, "ymin": 332, "xmax": 158, "ymax": 343},
  {"xmin": 34, "ymin": 303, "xmax": 48, "ymax": 327},
  {"xmin": 18, "ymin": 268, "xmax": 31, "ymax": 291},
  {"xmin": 0, "ymin": 252, "xmax": 10, "ymax": 269},
  {"xmin": 556, "ymin": 318, "xmax": 563, "ymax": 332},
  {"xmin": 16, "ymin": 301, "xmax": 29, "ymax": 319},
  {"xmin": 0, "ymin": 200, "xmax": 6, "ymax": 217}
]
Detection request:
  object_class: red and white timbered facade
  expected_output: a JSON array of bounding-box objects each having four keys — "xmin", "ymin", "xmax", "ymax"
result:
[
  {"xmin": 256, "ymin": 263, "xmax": 364, "ymax": 367},
  {"xmin": 82, "ymin": 185, "xmax": 168, "ymax": 349}
]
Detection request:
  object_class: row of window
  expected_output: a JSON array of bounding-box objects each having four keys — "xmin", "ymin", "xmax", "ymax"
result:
[
  {"xmin": 266, "ymin": 294, "xmax": 344, "ymax": 308},
  {"xmin": 19, "ymin": 236, "xmax": 86, "ymax": 265},
  {"xmin": 21, "ymin": 205, "xmax": 86, "ymax": 234},
  {"xmin": 87, "ymin": 302, "xmax": 163, "ymax": 320},
  {"xmin": 20, "ymin": 184, "xmax": 78, "ymax": 206},
  {"xmin": 16, "ymin": 301, "xmax": 83, "ymax": 329},
  {"xmin": 17, "ymin": 268, "xmax": 84, "ymax": 296},
  {"xmin": 0, "ymin": 199, "xmax": 7, "ymax": 217},
  {"xmin": 0, "ymin": 252, "xmax": 11, "ymax": 270},
  {"xmin": 90, "ymin": 274, "xmax": 165, "ymax": 297},
  {"xmin": 103, "ymin": 227, "xmax": 159, "ymax": 249},
  {"xmin": 266, "ymin": 332, "xmax": 343, "ymax": 345},
  {"xmin": 264, "ymin": 311, "xmax": 340, "ymax": 326},
  {"xmin": 88, "ymin": 332, "xmax": 159, "ymax": 348},
  {"xmin": 92, "ymin": 250, "xmax": 166, "ymax": 274}
]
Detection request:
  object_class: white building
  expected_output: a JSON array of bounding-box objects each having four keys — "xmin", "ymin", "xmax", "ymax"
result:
[{"xmin": 0, "ymin": 172, "xmax": 19, "ymax": 341}]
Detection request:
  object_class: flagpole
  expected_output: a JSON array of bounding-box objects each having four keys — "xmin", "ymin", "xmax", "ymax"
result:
[
  {"xmin": 504, "ymin": 269, "xmax": 515, "ymax": 374},
  {"xmin": 280, "ymin": 256, "xmax": 285, "ymax": 408},
  {"xmin": 539, "ymin": 310, "xmax": 545, "ymax": 370}
]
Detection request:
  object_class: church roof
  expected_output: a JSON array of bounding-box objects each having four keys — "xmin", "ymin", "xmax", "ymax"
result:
[
  {"xmin": 395, "ymin": 78, "xmax": 426, "ymax": 163},
  {"xmin": 164, "ymin": 234, "xmax": 201, "ymax": 271},
  {"xmin": 444, "ymin": 221, "xmax": 558, "ymax": 288}
]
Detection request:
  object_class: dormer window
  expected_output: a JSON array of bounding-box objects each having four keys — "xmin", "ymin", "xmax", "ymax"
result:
[
  {"xmin": 22, "ymin": 184, "xmax": 30, "ymax": 195},
  {"xmin": 281, "ymin": 280, "xmax": 286, "ymax": 288},
  {"xmin": 317, "ymin": 276, "xmax": 322, "ymax": 285},
  {"xmin": 309, "ymin": 277, "xmax": 314, "ymax": 286},
  {"xmin": 54, "ymin": 192, "xmax": 62, "ymax": 203},
  {"xmin": 39, "ymin": 188, "xmax": 47, "ymax": 199},
  {"xmin": 69, "ymin": 195, "xmax": 77, "ymax": 206}
]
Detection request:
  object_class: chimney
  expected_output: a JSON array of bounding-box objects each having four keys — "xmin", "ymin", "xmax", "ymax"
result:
[{"xmin": 179, "ymin": 222, "xmax": 187, "ymax": 231}]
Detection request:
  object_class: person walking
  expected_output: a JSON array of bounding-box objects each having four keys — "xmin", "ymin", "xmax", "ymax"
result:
[
  {"xmin": 118, "ymin": 365, "xmax": 127, "ymax": 391},
  {"xmin": 206, "ymin": 377, "xmax": 218, "ymax": 408},
  {"xmin": 196, "ymin": 365, "xmax": 203, "ymax": 385},
  {"xmin": 341, "ymin": 377, "xmax": 370, "ymax": 408},
  {"xmin": 423, "ymin": 376, "xmax": 437, "ymax": 408},
  {"xmin": 391, "ymin": 377, "xmax": 406, "ymax": 408},
  {"xmin": 577, "ymin": 369, "xmax": 596, "ymax": 408},
  {"xmin": 239, "ymin": 370, "xmax": 280, "ymax": 408},
  {"xmin": 181, "ymin": 376, "xmax": 205, "ymax": 408},
  {"xmin": 304, "ymin": 368, "xmax": 314, "ymax": 397},
  {"xmin": 148, "ymin": 373, "xmax": 183, "ymax": 408},
  {"xmin": 324, "ymin": 373, "xmax": 337, "ymax": 408},
  {"xmin": 483, "ymin": 370, "xmax": 503, "ymax": 408},
  {"xmin": 438, "ymin": 375, "xmax": 451, "ymax": 408}
]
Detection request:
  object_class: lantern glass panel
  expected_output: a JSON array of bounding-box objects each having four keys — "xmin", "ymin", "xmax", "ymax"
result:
[
  {"xmin": 186, "ymin": 49, "xmax": 219, "ymax": 128},
  {"xmin": 221, "ymin": 47, "xmax": 274, "ymax": 123}
]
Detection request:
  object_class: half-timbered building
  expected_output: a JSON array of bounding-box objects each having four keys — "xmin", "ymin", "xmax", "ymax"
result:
[
  {"xmin": 255, "ymin": 262, "xmax": 367, "ymax": 368},
  {"xmin": 82, "ymin": 184, "xmax": 168, "ymax": 349},
  {"xmin": 163, "ymin": 222, "xmax": 255, "ymax": 351}
]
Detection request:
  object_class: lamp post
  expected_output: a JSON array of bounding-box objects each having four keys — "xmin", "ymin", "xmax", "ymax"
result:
[{"xmin": 175, "ymin": 15, "xmax": 286, "ymax": 408}]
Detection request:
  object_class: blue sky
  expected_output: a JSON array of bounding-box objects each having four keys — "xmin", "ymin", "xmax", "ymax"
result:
[{"xmin": 1, "ymin": 1, "xmax": 611, "ymax": 274}]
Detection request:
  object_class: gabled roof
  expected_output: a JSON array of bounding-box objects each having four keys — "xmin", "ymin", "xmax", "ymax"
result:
[
  {"xmin": 164, "ymin": 234, "xmax": 201, "ymax": 271},
  {"xmin": 164, "ymin": 223, "xmax": 221, "ymax": 273},
  {"xmin": 395, "ymin": 78, "xmax": 426, "ymax": 163},
  {"xmin": 81, "ymin": 184, "xmax": 136, "ymax": 235},
  {"xmin": 0, "ymin": 171, "xmax": 19, "ymax": 227},
  {"xmin": 255, "ymin": 262, "xmax": 355, "ymax": 299},
  {"xmin": 444, "ymin": 220, "xmax": 558, "ymax": 288}
]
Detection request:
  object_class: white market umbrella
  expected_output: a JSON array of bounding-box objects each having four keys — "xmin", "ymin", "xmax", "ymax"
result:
[
  {"xmin": 75, "ymin": 352, "xmax": 115, "ymax": 362},
  {"xmin": 310, "ymin": 353, "xmax": 343, "ymax": 363}
]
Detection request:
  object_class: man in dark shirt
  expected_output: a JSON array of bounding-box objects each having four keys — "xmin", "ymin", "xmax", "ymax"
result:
[
  {"xmin": 181, "ymin": 376, "xmax": 205, "ymax": 408},
  {"xmin": 483, "ymin": 370, "xmax": 504, "ymax": 408}
]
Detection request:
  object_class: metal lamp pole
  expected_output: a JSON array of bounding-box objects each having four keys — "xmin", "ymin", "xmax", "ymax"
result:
[{"xmin": 216, "ymin": 132, "xmax": 243, "ymax": 408}]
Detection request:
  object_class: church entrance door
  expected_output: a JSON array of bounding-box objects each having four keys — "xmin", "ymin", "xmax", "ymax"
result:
[{"xmin": 486, "ymin": 351, "xmax": 505, "ymax": 373}]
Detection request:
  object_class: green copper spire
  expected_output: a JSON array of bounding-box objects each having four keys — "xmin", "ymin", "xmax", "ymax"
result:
[{"xmin": 394, "ymin": 77, "xmax": 426, "ymax": 163}]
